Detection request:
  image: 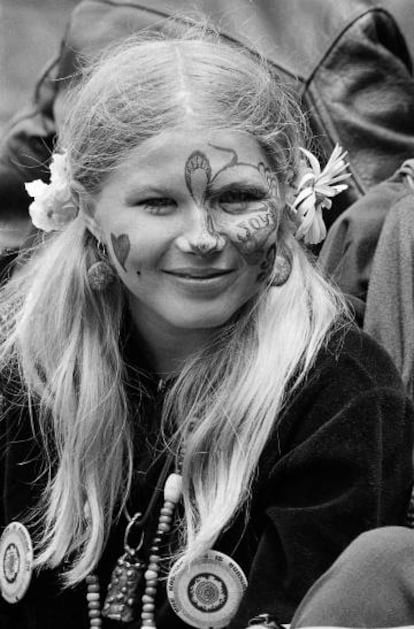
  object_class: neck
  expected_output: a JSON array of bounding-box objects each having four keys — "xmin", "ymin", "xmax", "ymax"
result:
[{"xmin": 128, "ymin": 308, "xmax": 215, "ymax": 378}]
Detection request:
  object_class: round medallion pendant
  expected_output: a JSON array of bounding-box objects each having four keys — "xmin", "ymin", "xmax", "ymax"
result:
[
  {"xmin": 167, "ymin": 550, "xmax": 247, "ymax": 628},
  {"xmin": 0, "ymin": 522, "xmax": 33, "ymax": 603}
]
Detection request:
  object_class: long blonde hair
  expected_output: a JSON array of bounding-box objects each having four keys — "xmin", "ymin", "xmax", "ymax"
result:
[{"xmin": 0, "ymin": 26, "xmax": 348, "ymax": 584}]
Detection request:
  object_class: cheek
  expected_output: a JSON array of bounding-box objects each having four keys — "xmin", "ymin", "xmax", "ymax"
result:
[
  {"xmin": 107, "ymin": 230, "xmax": 157, "ymax": 277},
  {"xmin": 214, "ymin": 200, "xmax": 280, "ymax": 265},
  {"xmin": 256, "ymin": 242, "xmax": 276, "ymax": 283}
]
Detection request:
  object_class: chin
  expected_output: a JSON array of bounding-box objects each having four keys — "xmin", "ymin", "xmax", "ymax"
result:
[{"xmin": 170, "ymin": 308, "xmax": 238, "ymax": 331}]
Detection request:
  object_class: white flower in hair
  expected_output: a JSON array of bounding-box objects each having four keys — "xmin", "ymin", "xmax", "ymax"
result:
[
  {"xmin": 289, "ymin": 144, "xmax": 350, "ymax": 245},
  {"xmin": 25, "ymin": 152, "xmax": 78, "ymax": 232}
]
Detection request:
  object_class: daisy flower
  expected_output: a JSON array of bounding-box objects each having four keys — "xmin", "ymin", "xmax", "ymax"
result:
[{"xmin": 289, "ymin": 144, "xmax": 350, "ymax": 244}]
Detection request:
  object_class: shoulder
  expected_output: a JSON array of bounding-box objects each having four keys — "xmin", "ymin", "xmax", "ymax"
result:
[
  {"xmin": 311, "ymin": 323, "xmax": 405, "ymax": 395},
  {"xmin": 273, "ymin": 324, "xmax": 412, "ymax": 454}
]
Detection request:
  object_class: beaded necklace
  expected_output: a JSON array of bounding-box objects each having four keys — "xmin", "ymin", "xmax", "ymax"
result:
[{"xmin": 85, "ymin": 449, "xmax": 183, "ymax": 628}]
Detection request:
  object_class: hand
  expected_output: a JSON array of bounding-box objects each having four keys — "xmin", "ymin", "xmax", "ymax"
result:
[{"xmin": 246, "ymin": 613, "xmax": 287, "ymax": 628}]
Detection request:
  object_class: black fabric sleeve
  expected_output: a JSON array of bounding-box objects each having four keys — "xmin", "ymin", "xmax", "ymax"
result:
[{"xmin": 230, "ymin": 331, "xmax": 414, "ymax": 626}]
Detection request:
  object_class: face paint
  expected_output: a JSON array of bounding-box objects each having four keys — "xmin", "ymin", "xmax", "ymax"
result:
[
  {"xmin": 186, "ymin": 145, "xmax": 282, "ymax": 276},
  {"xmin": 90, "ymin": 129, "xmax": 285, "ymax": 339},
  {"xmin": 230, "ymin": 197, "xmax": 279, "ymax": 264},
  {"xmin": 184, "ymin": 151, "xmax": 211, "ymax": 205},
  {"xmin": 184, "ymin": 151, "xmax": 226, "ymax": 253},
  {"xmin": 256, "ymin": 242, "xmax": 277, "ymax": 283},
  {"xmin": 110, "ymin": 232, "xmax": 131, "ymax": 272}
]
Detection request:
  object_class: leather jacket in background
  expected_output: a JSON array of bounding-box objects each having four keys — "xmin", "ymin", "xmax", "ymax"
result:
[{"xmin": 1, "ymin": 0, "xmax": 414, "ymax": 252}]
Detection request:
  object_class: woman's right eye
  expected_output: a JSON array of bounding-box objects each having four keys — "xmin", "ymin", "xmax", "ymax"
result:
[{"xmin": 137, "ymin": 198, "xmax": 177, "ymax": 215}]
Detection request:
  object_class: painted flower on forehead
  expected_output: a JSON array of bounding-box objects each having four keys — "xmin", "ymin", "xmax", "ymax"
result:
[
  {"xmin": 288, "ymin": 144, "xmax": 350, "ymax": 245},
  {"xmin": 24, "ymin": 152, "xmax": 78, "ymax": 232}
]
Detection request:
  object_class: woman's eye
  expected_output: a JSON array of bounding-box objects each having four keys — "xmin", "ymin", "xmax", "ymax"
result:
[
  {"xmin": 217, "ymin": 189, "xmax": 267, "ymax": 212},
  {"xmin": 138, "ymin": 198, "xmax": 176, "ymax": 214}
]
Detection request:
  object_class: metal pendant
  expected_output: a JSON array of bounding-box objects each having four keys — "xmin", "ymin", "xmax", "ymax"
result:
[
  {"xmin": 167, "ymin": 550, "xmax": 248, "ymax": 629},
  {"xmin": 102, "ymin": 550, "xmax": 144, "ymax": 621},
  {"xmin": 102, "ymin": 512, "xmax": 145, "ymax": 622},
  {"xmin": 0, "ymin": 522, "xmax": 33, "ymax": 604}
]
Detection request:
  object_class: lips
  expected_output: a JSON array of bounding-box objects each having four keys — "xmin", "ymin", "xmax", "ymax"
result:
[{"xmin": 163, "ymin": 268, "xmax": 234, "ymax": 279}]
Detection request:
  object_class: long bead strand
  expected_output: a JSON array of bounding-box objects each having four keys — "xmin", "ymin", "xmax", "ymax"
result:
[
  {"xmin": 86, "ymin": 574, "xmax": 102, "ymax": 628},
  {"xmin": 140, "ymin": 472, "xmax": 183, "ymax": 629}
]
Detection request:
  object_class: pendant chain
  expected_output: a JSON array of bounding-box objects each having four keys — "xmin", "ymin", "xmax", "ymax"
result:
[
  {"xmin": 85, "ymin": 463, "xmax": 182, "ymax": 628},
  {"xmin": 85, "ymin": 395, "xmax": 185, "ymax": 628}
]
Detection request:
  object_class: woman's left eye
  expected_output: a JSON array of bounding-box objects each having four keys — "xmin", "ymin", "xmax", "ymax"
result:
[{"xmin": 216, "ymin": 189, "xmax": 267, "ymax": 213}]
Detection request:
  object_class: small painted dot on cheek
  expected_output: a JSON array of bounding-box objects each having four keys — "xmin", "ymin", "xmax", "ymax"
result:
[{"xmin": 109, "ymin": 231, "xmax": 144, "ymax": 277}]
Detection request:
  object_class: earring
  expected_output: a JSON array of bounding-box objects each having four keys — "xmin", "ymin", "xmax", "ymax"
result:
[
  {"xmin": 271, "ymin": 254, "xmax": 292, "ymax": 287},
  {"xmin": 87, "ymin": 241, "xmax": 116, "ymax": 291}
]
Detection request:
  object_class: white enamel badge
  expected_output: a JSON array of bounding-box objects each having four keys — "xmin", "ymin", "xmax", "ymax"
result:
[
  {"xmin": 0, "ymin": 522, "xmax": 33, "ymax": 603},
  {"xmin": 167, "ymin": 550, "xmax": 247, "ymax": 628}
]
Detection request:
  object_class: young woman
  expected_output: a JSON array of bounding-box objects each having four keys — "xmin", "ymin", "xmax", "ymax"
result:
[{"xmin": 0, "ymin": 27, "xmax": 412, "ymax": 629}]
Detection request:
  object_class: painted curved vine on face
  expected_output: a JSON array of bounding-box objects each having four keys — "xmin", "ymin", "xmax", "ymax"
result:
[
  {"xmin": 110, "ymin": 232, "xmax": 132, "ymax": 273},
  {"xmin": 232, "ymin": 202, "xmax": 279, "ymax": 283},
  {"xmin": 256, "ymin": 242, "xmax": 276, "ymax": 283}
]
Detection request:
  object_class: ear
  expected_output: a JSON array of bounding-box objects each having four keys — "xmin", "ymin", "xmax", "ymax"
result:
[{"xmin": 77, "ymin": 194, "xmax": 105, "ymax": 242}]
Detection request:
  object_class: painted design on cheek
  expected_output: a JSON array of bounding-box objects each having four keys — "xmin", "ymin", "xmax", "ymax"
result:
[
  {"xmin": 183, "ymin": 145, "xmax": 281, "ymax": 266},
  {"xmin": 256, "ymin": 243, "xmax": 276, "ymax": 283},
  {"xmin": 110, "ymin": 232, "xmax": 131, "ymax": 272},
  {"xmin": 206, "ymin": 145, "xmax": 281, "ymax": 269},
  {"xmin": 231, "ymin": 198, "xmax": 279, "ymax": 264}
]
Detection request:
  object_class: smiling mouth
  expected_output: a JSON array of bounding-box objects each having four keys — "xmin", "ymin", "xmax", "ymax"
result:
[{"xmin": 163, "ymin": 269, "xmax": 234, "ymax": 279}]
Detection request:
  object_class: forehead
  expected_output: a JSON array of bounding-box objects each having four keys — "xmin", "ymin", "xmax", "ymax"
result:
[{"xmin": 107, "ymin": 128, "xmax": 270, "ymax": 188}]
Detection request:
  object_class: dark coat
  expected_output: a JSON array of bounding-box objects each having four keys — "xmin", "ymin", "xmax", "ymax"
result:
[
  {"xmin": 363, "ymin": 161, "xmax": 414, "ymax": 398},
  {"xmin": 0, "ymin": 326, "xmax": 413, "ymax": 628}
]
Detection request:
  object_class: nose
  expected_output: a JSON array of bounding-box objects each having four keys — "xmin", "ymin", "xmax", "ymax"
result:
[{"xmin": 175, "ymin": 206, "xmax": 226, "ymax": 256}]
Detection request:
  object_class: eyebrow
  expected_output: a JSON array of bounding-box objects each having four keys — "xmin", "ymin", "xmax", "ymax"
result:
[
  {"xmin": 124, "ymin": 185, "xmax": 171, "ymax": 204},
  {"xmin": 207, "ymin": 180, "xmax": 269, "ymax": 195}
]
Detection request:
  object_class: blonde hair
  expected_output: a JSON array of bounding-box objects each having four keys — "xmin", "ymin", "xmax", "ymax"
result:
[{"xmin": 0, "ymin": 26, "xmax": 348, "ymax": 585}]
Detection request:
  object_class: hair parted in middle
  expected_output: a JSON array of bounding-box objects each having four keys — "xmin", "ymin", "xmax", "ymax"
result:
[
  {"xmin": 0, "ymin": 21, "xmax": 348, "ymax": 585},
  {"xmin": 62, "ymin": 22, "xmax": 307, "ymax": 196}
]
